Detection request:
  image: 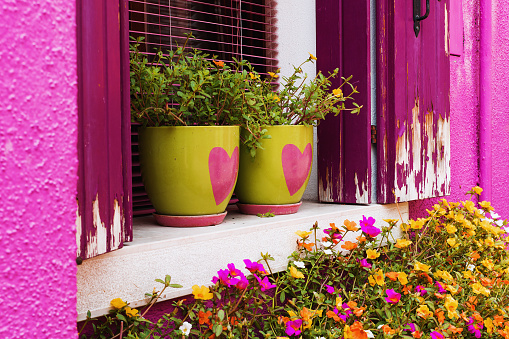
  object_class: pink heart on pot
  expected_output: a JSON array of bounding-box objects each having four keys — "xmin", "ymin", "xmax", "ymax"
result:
[
  {"xmin": 282, "ymin": 143, "xmax": 312, "ymax": 196},
  {"xmin": 209, "ymin": 147, "xmax": 239, "ymax": 205}
]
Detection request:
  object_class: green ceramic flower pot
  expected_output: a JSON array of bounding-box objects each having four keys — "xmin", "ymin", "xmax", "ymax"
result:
[
  {"xmin": 235, "ymin": 125, "xmax": 313, "ymax": 205},
  {"xmin": 138, "ymin": 126, "xmax": 239, "ymax": 216}
]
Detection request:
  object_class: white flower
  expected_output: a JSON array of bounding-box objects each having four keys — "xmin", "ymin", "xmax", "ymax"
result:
[
  {"xmin": 366, "ymin": 330, "xmax": 375, "ymax": 338},
  {"xmin": 315, "ymin": 337, "xmax": 326, "ymax": 339},
  {"xmin": 492, "ymin": 212, "xmax": 501, "ymax": 219},
  {"xmin": 179, "ymin": 321, "xmax": 192, "ymax": 336},
  {"xmin": 323, "ymin": 249, "xmax": 333, "ymax": 255},
  {"xmin": 377, "ymin": 324, "xmax": 384, "ymax": 329},
  {"xmin": 321, "ymin": 241, "xmax": 333, "ymax": 248},
  {"xmin": 496, "ymin": 219, "xmax": 504, "ymax": 226},
  {"xmin": 294, "ymin": 261, "xmax": 305, "ymax": 268},
  {"xmin": 467, "ymin": 264, "xmax": 475, "ymax": 271}
]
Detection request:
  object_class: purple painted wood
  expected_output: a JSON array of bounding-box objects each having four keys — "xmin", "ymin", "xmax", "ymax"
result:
[
  {"xmin": 450, "ymin": 0, "xmax": 463, "ymax": 56},
  {"xmin": 316, "ymin": 0, "xmax": 372, "ymax": 204},
  {"xmin": 77, "ymin": 0, "xmax": 133, "ymax": 259},
  {"xmin": 377, "ymin": 0, "xmax": 451, "ymax": 204}
]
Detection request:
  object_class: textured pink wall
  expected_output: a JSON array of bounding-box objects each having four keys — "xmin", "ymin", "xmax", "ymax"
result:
[
  {"xmin": 410, "ymin": 0, "xmax": 509, "ymax": 218},
  {"xmin": 0, "ymin": 1, "xmax": 78, "ymax": 338}
]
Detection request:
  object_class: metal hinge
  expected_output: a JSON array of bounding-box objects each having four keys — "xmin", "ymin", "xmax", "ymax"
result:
[{"xmin": 371, "ymin": 125, "xmax": 377, "ymax": 144}]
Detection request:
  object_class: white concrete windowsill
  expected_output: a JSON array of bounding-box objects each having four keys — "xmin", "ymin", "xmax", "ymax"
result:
[{"xmin": 77, "ymin": 201, "xmax": 408, "ymax": 321}]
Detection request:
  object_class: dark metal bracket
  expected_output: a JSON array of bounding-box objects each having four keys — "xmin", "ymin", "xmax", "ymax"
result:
[{"xmin": 413, "ymin": 0, "xmax": 430, "ymax": 37}]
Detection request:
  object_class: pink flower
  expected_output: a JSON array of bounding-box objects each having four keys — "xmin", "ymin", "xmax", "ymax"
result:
[
  {"xmin": 360, "ymin": 215, "xmax": 380, "ymax": 237},
  {"xmin": 430, "ymin": 331, "xmax": 445, "ymax": 339},
  {"xmin": 235, "ymin": 275, "xmax": 249, "ymax": 289},
  {"xmin": 467, "ymin": 318, "xmax": 483, "ymax": 338},
  {"xmin": 227, "ymin": 263, "xmax": 242, "ymax": 277},
  {"xmin": 384, "ymin": 289, "xmax": 401, "ymax": 303},
  {"xmin": 360, "ymin": 258, "xmax": 372, "ymax": 269},
  {"xmin": 212, "ymin": 269, "xmax": 233, "ymax": 286},
  {"xmin": 415, "ymin": 285, "xmax": 427, "ymax": 296},
  {"xmin": 435, "ymin": 281, "xmax": 446, "ymax": 293},
  {"xmin": 285, "ymin": 319, "xmax": 302, "ymax": 336},
  {"xmin": 243, "ymin": 259, "xmax": 267, "ymax": 274},
  {"xmin": 325, "ymin": 284, "xmax": 335, "ymax": 294},
  {"xmin": 254, "ymin": 274, "xmax": 276, "ymax": 292}
]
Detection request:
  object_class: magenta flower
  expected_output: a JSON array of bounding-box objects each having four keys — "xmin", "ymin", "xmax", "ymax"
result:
[
  {"xmin": 285, "ymin": 319, "xmax": 302, "ymax": 336},
  {"xmin": 360, "ymin": 215, "xmax": 380, "ymax": 237},
  {"xmin": 404, "ymin": 323, "xmax": 416, "ymax": 332},
  {"xmin": 360, "ymin": 258, "xmax": 372, "ymax": 269},
  {"xmin": 430, "ymin": 331, "xmax": 445, "ymax": 339},
  {"xmin": 243, "ymin": 259, "xmax": 267, "ymax": 274},
  {"xmin": 227, "ymin": 263, "xmax": 242, "ymax": 277},
  {"xmin": 325, "ymin": 284, "xmax": 335, "ymax": 294},
  {"xmin": 212, "ymin": 269, "xmax": 233, "ymax": 286},
  {"xmin": 415, "ymin": 285, "xmax": 427, "ymax": 296},
  {"xmin": 467, "ymin": 318, "xmax": 483, "ymax": 338},
  {"xmin": 324, "ymin": 228, "xmax": 343, "ymax": 241},
  {"xmin": 435, "ymin": 281, "xmax": 446, "ymax": 293},
  {"xmin": 254, "ymin": 274, "xmax": 276, "ymax": 292},
  {"xmin": 235, "ymin": 275, "xmax": 249, "ymax": 289},
  {"xmin": 384, "ymin": 289, "xmax": 401, "ymax": 303}
]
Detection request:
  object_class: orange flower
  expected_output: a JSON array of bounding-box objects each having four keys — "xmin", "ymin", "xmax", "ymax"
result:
[
  {"xmin": 198, "ymin": 310, "xmax": 212, "ymax": 325},
  {"xmin": 436, "ymin": 309, "xmax": 445, "ymax": 324},
  {"xmin": 471, "ymin": 251, "xmax": 481, "ymax": 261},
  {"xmin": 344, "ymin": 219, "xmax": 359, "ymax": 231},
  {"xmin": 356, "ymin": 236, "xmax": 367, "ymax": 243},
  {"xmin": 412, "ymin": 331, "xmax": 422, "ymax": 338},
  {"xmin": 418, "ymin": 272, "xmax": 433, "ymax": 284},
  {"xmin": 493, "ymin": 315, "xmax": 505, "ymax": 327},
  {"xmin": 298, "ymin": 241, "xmax": 314, "ymax": 251},
  {"xmin": 434, "ymin": 293, "xmax": 445, "ymax": 299},
  {"xmin": 385, "ymin": 272, "xmax": 399, "ymax": 281},
  {"xmin": 381, "ymin": 325, "xmax": 396, "ymax": 335},
  {"xmin": 213, "ymin": 60, "xmax": 224, "ymax": 67},
  {"xmin": 499, "ymin": 329, "xmax": 509, "ymax": 339},
  {"xmin": 473, "ymin": 312, "xmax": 483, "ymax": 322},
  {"xmin": 327, "ymin": 310, "xmax": 341, "ymax": 322},
  {"xmin": 341, "ymin": 241, "xmax": 358, "ymax": 251},
  {"xmin": 278, "ymin": 316, "xmax": 290, "ymax": 325},
  {"xmin": 353, "ymin": 307, "xmax": 366, "ymax": 317},
  {"xmin": 402, "ymin": 285, "xmax": 413, "ymax": 295},
  {"xmin": 230, "ymin": 316, "xmax": 239, "ymax": 325},
  {"xmin": 347, "ymin": 301, "xmax": 358, "ymax": 309},
  {"xmin": 349, "ymin": 321, "xmax": 368, "ymax": 339},
  {"xmin": 448, "ymin": 325, "xmax": 463, "ymax": 334}
]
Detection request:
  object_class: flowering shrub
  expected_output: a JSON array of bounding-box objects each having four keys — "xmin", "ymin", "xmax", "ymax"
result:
[{"xmin": 80, "ymin": 187, "xmax": 509, "ymax": 338}]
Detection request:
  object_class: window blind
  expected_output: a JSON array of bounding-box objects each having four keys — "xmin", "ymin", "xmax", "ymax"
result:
[{"xmin": 129, "ymin": 0, "xmax": 278, "ymax": 215}]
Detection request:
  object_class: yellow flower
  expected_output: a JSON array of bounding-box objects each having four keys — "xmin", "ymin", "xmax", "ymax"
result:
[
  {"xmin": 414, "ymin": 261, "xmax": 430, "ymax": 272},
  {"xmin": 383, "ymin": 218, "xmax": 399, "ymax": 224},
  {"xmin": 332, "ymin": 88, "xmax": 343, "ymax": 97},
  {"xmin": 463, "ymin": 200, "xmax": 476, "ymax": 213},
  {"xmin": 368, "ymin": 275, "xmax": 376, "ymax": 286},
  {"xmin": 441, "ymin": 270, "xmax": 454, "ymax": 282},
  {"xmin": 479, "ymin": 201, "xmax": 495, "ymax": 211},
  {"xmin": 445, "ymin": 224, "xmax": 457, "ymax": 234},
  {"xmin": 485, "ymin": 317, "xmax": 494, "ymax": 334},
  {"xmin": 192, "ymin": 285, "xmax": 213, "ymax": 300},
  {"xmin": 398, "ymin": 272, "xmax": 408, "ymax": 285},
  {"xmin": 410, "ymin": 219, "xmax": 426, "ymax": 230},
  {"xmin": 249, "ymin": 72, "xmax": 259, "ymax": 80},
  {"xmin": 336, "ymin": 297, "xmax": 343, "ymax": 308},
  {"xmin": 110, "ymin": 298, "xmax": 127, "ymax": 309},
  {"xmin": 374, "ymin": 269, "xmax": 385, "ymax": 286},
  {"xmin": 125, "ymin": 306, "xmax": 139, "ymax": 318},
  {"xmin": 445, "ymin": 295, "xmax": 458, "ymax": 319},
  {"xmin": 268, "ymin": 71, "xmax": 279, "ymax": 78},
  {"xmin": 395, "ymin": 239, "xmax": 412, "ymax": 249},
  {"xmin": 447, "ymin": 238, "xmax": 457, "ymax": 247},
  {"xmin": 366, "ymin": 249, "xmax": 380, "ymax": 259},
  {"xmin": 485, "ymin": 237, "xmax": 495, "ymax": 247},
  {"xmin": 309, "ymin": 53, "xmax": 317, "ymax": 60},
  {"xmin": 463, "ymin": 270, "xmax": 474, "ymax": 279},
  {"xmin": 295, "ymin": 230, "xmax": 312, "ymax": 238},
  {"xmin": 273, "ymin": 95, "xmax": 280, "ymax": 102},
  {"xmin": 473, "ymin": 186, "xmax": 483, "ymax": 195},
  {"xmin": 472, "ymin": 282, "xmax": 490, "ymax": 296},
  {"xmin": 290, "ymin": 266, "xmax": 305, "ymax": 279},
  {"xmin": 416, "ymin": 305, "xmax": 432, "ymax": 318},
  {"xmin": 446, "ymin": 285, "xmax": 458, "ymax": 295},
  {"xmin": 482, "ymin": 259, "xmax": 494, "ymax": 270}
]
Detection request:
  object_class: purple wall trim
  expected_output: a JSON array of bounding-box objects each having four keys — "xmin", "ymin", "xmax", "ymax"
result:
[
  {"xmin": 316, "ymin": 0, "xmax": 372, "ymax": 204},
  {"xmin": 450, "ymin": 0, "xmax": 464, "ymax": 56},
  {"xmin": 377, "ymin": 0, "xmax": 450, "ymax": 203},
  {"xmin": 77, "ymin": 0, "xmax": 133, "ymax": 259},
  {"xmin": 479, "ymin": 0, "xmax": 492, "ymax": 202}
]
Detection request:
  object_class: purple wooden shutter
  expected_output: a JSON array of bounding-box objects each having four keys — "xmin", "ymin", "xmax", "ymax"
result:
[
  {"xmin": 77, "ymin": 0, "xmax": 133, "ymax": 260},
  {"xmin": 316, "ymin": 0, "xmax": 373, "ymax": 203},
  {"xmin": 128, "ymin": 0, "xmax": 278, "ymax": 215},
  {"xmin": 377, "ymin": 0, "xmax": 450, "ymax": 203}
]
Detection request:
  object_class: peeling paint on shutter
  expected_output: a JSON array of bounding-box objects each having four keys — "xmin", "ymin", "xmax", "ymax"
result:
[
  {"xmin": 377, "ymin": 0, "xmax": 451, "ymax": 203},
  {"xmin": 76, "ymin": 0, "xmax": 133, "ymax": 260},
  {"xmin": 316, "ymin": 0, "xmax": 372, "ymax": 204}
]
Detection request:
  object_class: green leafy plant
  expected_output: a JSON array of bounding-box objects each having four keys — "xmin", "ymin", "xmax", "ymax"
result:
[{"xmin": 81, "ymin": 187, "xmax": 509, "ymax": 338}]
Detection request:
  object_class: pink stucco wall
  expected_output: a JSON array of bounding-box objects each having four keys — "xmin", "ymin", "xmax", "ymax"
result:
[
  {"xmin": 0, "ymin": 1, "xmax": 78, "ymax": 338},
  {"xmin": 410, "ymin": 0, "xmax": 509, "ymax": 218}
]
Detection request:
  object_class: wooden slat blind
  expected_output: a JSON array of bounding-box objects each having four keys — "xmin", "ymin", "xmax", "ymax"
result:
[{"xmin": 128, "ymin": 0, "xmax": 278, "ymax": 215}]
